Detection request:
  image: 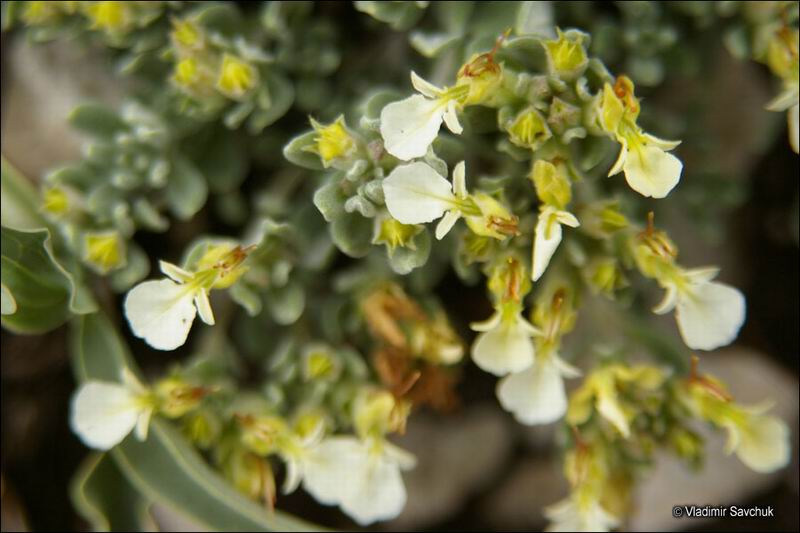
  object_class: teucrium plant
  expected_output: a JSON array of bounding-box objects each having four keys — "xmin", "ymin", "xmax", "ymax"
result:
[{"xmin": 1, "ymin": 2, "xmax": 794, "ymax": 531}]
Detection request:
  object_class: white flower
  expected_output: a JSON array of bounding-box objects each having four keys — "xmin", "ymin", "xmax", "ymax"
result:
[
  {"xmin": 382, "ymin": 160, "xmax": 468, "ymax": 240},
  {"xmin": 724, "ymin": 408, "xmax": 791, "ymax": 474},
  {"xmin": 70, "ymin": 369, "xmax": 153, "ymax": 450},
  {"xmin": 470, "ymin": 304, "xmax": 540, "ymax": 376},
  {"xmin": 380, "ymin": 71, "xmax": 464, "ymax": 160},
  {"xmin": 545, "ymin": 493, "xmax": 619, "ymax": 532},
  {"xmin": 290, "ymin": 436, "xmax": 415, "ymax": 526},
  {"xmin": 497, "ymin": 352, "xmax": 581, "ymax": 425},
  {"xmin": 766, "ymin": 87, "xmax": 799, "ymax": 154},
  {"xmin": 653, "ymin": 267, "xmax": 745, "ymax": 351},
  {"xmin": 609, "ymin": 134, "xmax": 682, "ymax": 198},
  {"xmin": 124, "ymin": 261, "xmax": 215, "ymax": 351},
  {"xmin": 532, "ymin": 206, "xmax": 579, "ymax": 281}
]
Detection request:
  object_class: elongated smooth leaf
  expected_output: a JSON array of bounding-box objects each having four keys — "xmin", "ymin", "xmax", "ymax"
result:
[
  {"xmin": 69, "ymin": 104, "xmax": 129, "ymax": 139},
  {"xmin": 165, "ymin": 155, "xmax": 209, "ymax": 221},
  {"xmin": 1, "ymin": 227, "xmax": 97, "ymax": 332},
  {"xmin": 71, "ymin": 312, "xmax": 326, "ymax": 532},
  {"xmin": 1, "ymin": 156, "xmax": 47, "ymax": 231},
  {"xmin": 71, "ymin": 453, "xmax": 156, "ymax": 532}
]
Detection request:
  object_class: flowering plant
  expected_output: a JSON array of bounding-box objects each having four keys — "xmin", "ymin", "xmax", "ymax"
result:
[{"xmin": 1, "ymin": 1, "xmax": 796, "ymax": 531}]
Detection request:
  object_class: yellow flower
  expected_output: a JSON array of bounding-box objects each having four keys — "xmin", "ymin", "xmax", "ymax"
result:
[
  {"xmin": 42, "ymin": 186, "xmax": 71, "ymax": 217},
  {"xmin": 171, "ymin": 18, "xmax": 202, "ymax": 49},
  {"xmin": 373, "ymin": 217, "xmax": 422, "ymax": 253},
  {"xmin": 216, "ymin": 54, "xmax": 258, "ymax": 100},
  {"xmin": 83, "ymin": 231, "xmax": 125, "ymax": 273},
  {"xmin": 531, "ymin": 159, "xmax": 571, "ymax": 209},
  {"xmin": 307, "ymin": 116, "xmax": 356, "ymax": 166},
  {"xmin": 173, "ymin": 57, "xmax": 199, "ymax": 87},
  {"xmin": 86, "ymin": 1, "xmax": 130, "ymax": 33},
  {"xmin": 568, "ymin": 364, "xmax": 664, "ymax": 438},
  {"xmin": 507, "ymin": 108, "xmax": 552, "ymax": 150},
  {"xmin": 543, "ymin": 28, "xmax": 589, "ymax": 79}
]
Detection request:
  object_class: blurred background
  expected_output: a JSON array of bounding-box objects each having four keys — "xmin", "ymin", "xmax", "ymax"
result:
[{"xmin": 1, "ymin": 2, "xmax": 799, "ymax": 531}]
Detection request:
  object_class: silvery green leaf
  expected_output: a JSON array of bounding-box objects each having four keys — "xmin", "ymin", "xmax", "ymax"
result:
[
  {"xmin": 165, "ymin": 156, "xmax": 208, "ymax": 220},
  {"xmin": 266, "ymin": 282, "xmax": 305, "ymax": 325},
  {"xmin": 283, "ymin": 131, "xmax": 324, "ymax": 170},
  {"xmin": 363, "ymin": 179, "xmax": 385, "ymax": 205},
  {"xmin": 354, "ymin": 1, "xmax": 428, "ymax": 31},
  {"xmin": 71, "ymin": 312, "xmax": 325, "ymax": 531},
  {"xmin": 330, "ymin": 212, "xmax": 372, "ymax": 258},
  {"xmin": 110, "ymin": 244, "xmax": 150, "ymax": 293},
  {"xmin": 223, "ymin": 101, "xmax": 255, "ymax": 130},
  {"xmin": 388, "ymin": 228, "xmax": 432, "ymax": 274},
  {"xmin": 432, "ymin": 1, "xmax": 474, "ymax": 34},
  {"xmin": 69, "ymin": 104, "xmax": 128, "ymax": 139},
  {"xmin": 515, "ymin": 1, "xmax": 554, "ymax": 37},
  {"xmin": 424, "ymin": 149, "xmax": 448, "ymax": 177},
  {"xmin": 345, "ymin": 159, "xmax": 369, "ymax": 182},
  {"xmin": 360, "ymin": 89, "xmax": 405, "ymax": 120},
  {"xmin": 193, "ymin": 2, "xmax": 244, "ymax": 36},
  {"xmin": 230, "ymin": 283, "xmax": 263, "ymax": 317},
  {"xmin": 70, "ymin": 453, "xmax": 156, "ymax": 532},
  {"xmin": 313, "ymin": 178, "xmax": 346, "ymax": 221},
  {"xmin": 410, "ymin": 31, "xmax": 461, "ymax": 57},
  {"xmin": 132, "ymin": 198, "xmax": 169, "ymax": 232},
  {"xmin": 45, "ymin": 164, "xmax": 98, "ymax": 189},
  {"xmin": 344, "ymin": 195, "xmax": 376, "ymax": 218},
  {"xmin": 248, "ymin": 74, "xmax": 295, "ymax": 133}
]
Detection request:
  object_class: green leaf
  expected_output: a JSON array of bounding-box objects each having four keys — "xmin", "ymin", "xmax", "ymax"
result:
[
  {"xmin": 283, "ymin": 131, "xmax": 324, "ymax": 170},
  {"xmin": 387, "ymin": 229, "xmax": 432, "ymax": 275},
  {"xmin": 248, "ymin": 73, "xmax": 295, "ymax": 133},
  {"xmin": 165, "ymin": 155, "xmax": 208, "ymax": 221},
  {"xmin": 330, "ymin": 212, "xmax": 372, "ymax": 258},
  {"xmin": 71, "ymin": 312, "xmax": 327, "ymax": 532},
  {"xmin": 354, "ymin": 1, "xmax": 428, "ymax": 31},
  {"xmin": 230, "ymin": 283, "xmax": 263, "ymax": 317},
  {"xmin": 265, "ymin": 282, "xmax": 305, "ymax": 325},
  {"xmin": 1, "ymin": 157, "xmax": 47, "ymax": 231},
  {"xmin": 69, "ymin": 104, "xmax": 129, "ymax": 139},
  {"xmin": 1, "ymin": 227, "xmax": 96, "ymax": 333},
  {"xmin": 71, "ymin": 453, "xmax": 156, "ymax": 532}
]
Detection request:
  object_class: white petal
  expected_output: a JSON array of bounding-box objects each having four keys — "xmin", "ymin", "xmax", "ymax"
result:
[
  {"xmin": 442, "ymin": 100, "xmax": 463, "ymax": 135},
  {"xmin": 340, "ymin": 450, "xmax": 407, "ymax": 525},
  {"xmin": 532, "ymin": 210, "xmax": 563, "ymax": 282},
  {"xmin": 555, "ymin": 211, "xmax": 579, "ymax": 227},
  {"xmin": 652, "ymin": 284, "xmax": 678, "ymax": 314},
  {"xmin": 282, "ymin": 457, "xmax": 303, "ymax": 495},
  {"xmin": 789, "ymin": 104, "xmax": 799, "ymax": 154},
  {"xmin": 497, "ymin": 358, "xmax": 568, "ymax": 425},
  {"xmin": 642, "ymin": 132, "xmax": 681, "ymax": 151},
  {"xmin": 380, "ymin": 95, "xmax": 444, "ymax": 160},
  {"xmin": 382, "ymin": 161, "xmax": 456, "ymax": 224},
  {"xmin": 410, "ymin": 71, "xmax": 443, "ymax": 98},
  {"xmin": 735, "ymin": 415, "xmax": 791, "ymax": 473},
  {"xmin": 608, "ymin": 142, "xmax": 627, "ymax": 177},
  {"xmin": 194, "ymin": 289, "xmax": 215, "ymax": 325},
  {"xmin": 765, "ymin": 88, "xmax": 798, "ymax": 112},
  {"xmin": 70, "ymin": 382, "xmax": 141, "ymax": 450},
  {"xmin": 303, "ymin": 436, "xmax": 368, "ymax": 506},
  {"xmin": 470, "ymin": 310, "xmax": 502, "ymax": 332},
  {"xmin": 134, "ymin": 408, "xmax": 153, "ymax": 441},
  {"xmin": 452, "ymin": 160, "xmax": 467, "ymax": 198},
  {"xmin": 471, "ymin": 316, "xmax": 535, "ymax": 376},
  {"xmin": 675, "ymin": 280, "xmax": 746, "ymax": 351},
  {"xmin": 623, "ymin": 145, "xmax": 682, "ymax": 198},
  {"xmin": 159, "ymin": 260, "xmax": 193, "ymax": 283},
  {"xmin": 435, "ymin": 210, "xmax": 461, "ymax": 239},
  {"xmin": 683, "ymin": 266, "xmax": 720, "ymax": 283},
  {"xmin": 124, "ymin": 279, "xmax": 197, "ymax": 351}
]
